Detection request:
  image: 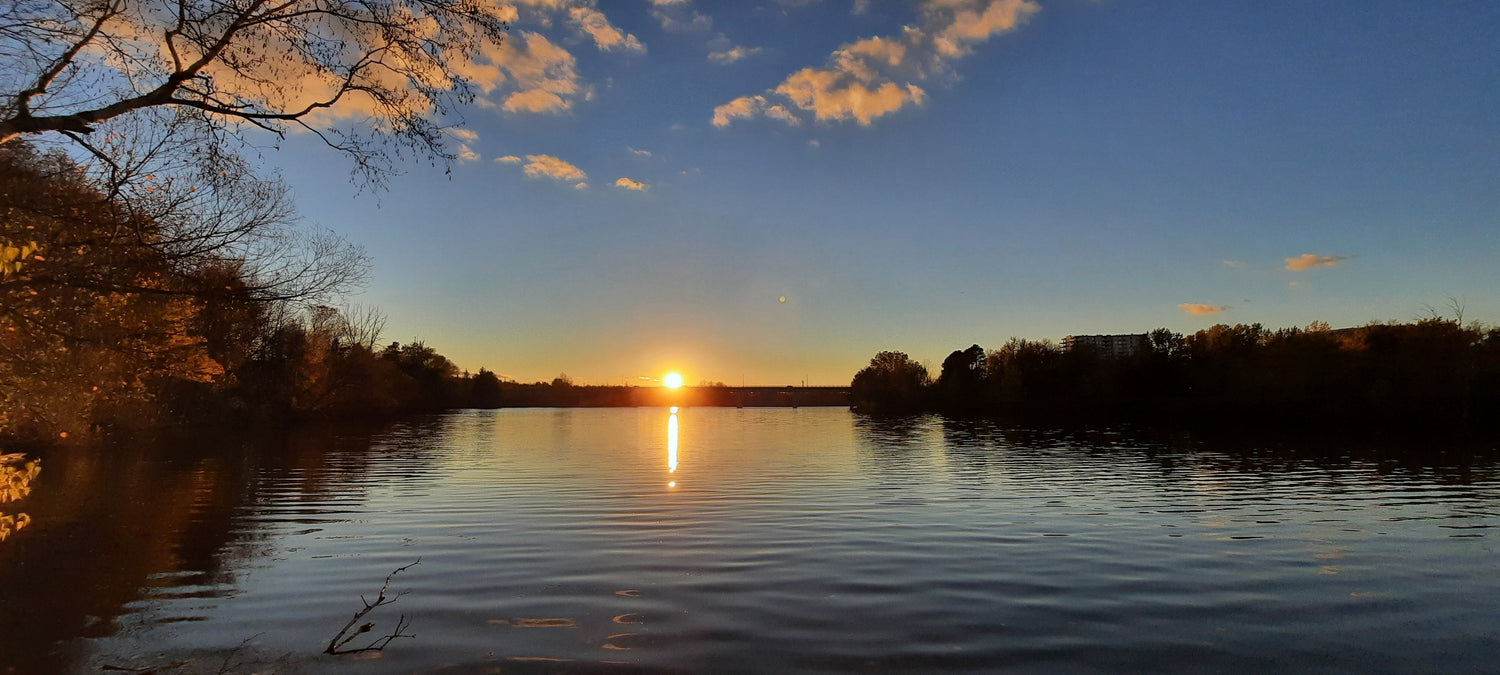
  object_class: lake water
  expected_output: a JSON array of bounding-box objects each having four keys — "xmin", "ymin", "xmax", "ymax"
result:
[{"xmin": 2, "ymin": 408, "xmax": 1498, "ymax": 673}]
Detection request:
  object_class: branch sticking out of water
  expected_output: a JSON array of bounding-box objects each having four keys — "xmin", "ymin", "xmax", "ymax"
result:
[{"xmin": 324, "ymin": 558, "xmax": 420, "ymax": 655}]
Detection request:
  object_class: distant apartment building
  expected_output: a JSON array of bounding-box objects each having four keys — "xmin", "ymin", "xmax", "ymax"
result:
[{"xmin": 1062, "ymin": 333, "xmax": 1147, "ymax": 360}]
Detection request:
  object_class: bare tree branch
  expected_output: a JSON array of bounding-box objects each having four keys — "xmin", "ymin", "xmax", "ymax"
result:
[
  {"xmin": 325, "ymin": 558, "xmax": 420, "ymax": 655},
  {"xmin": 1, "ymin": 0, "xmax": 508, "ymax": 184}
]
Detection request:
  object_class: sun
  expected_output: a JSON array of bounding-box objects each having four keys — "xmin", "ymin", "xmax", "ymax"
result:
[{"xmin": 663, "ymin": 372, "xmax": 684, "ymax": 389}]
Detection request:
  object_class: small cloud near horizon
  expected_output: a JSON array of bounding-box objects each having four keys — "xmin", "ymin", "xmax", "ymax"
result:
[
  {"xmin": 1222, "ymin": 259, "xmax": 1245, "ymax": 269},
  {"xmin": 1179, "ymin": 303, "xmax": 1227, "ymax": 316},
  {"xmin": 627, "ymin": 146, "xmax": 652, "ymax": 157},
  {"xmin": 615, "ymin": 177, "xmax": 650, "ymax": 191},
  {"xmin": 496, "ymin": 155, "xmax": 522, "ymax": 164},
  {"xmin": 1286, "ymin": 253, "xmax": 1347, "ymax": 271}
]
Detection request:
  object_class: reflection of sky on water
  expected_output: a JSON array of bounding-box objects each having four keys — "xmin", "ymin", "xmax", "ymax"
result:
[
  {"xmin": 667, "ymin": 407, "xmax": 679, "ymax": 487},
  {"xmin": 12, "ymin": 409, "xmax": 1499, "ymax": 673}
]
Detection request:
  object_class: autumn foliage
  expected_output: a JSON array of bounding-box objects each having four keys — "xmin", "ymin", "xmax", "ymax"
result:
[{"xmin": 0, "ymin": 143, "xmax": 472, "ymax": 442}]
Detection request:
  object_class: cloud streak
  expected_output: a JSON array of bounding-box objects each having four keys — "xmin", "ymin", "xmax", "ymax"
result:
[
  {"xmin": 709, "ymin": 45, "xmax": 765, "ymax": 64},
  {"xmin": 1285, "ymin": 253, "xmax": 1347, "ymax": 271},
  {"xmin": 615, "ymin": 177, "xmax": 650, "ymax": 191},
  {"xmin": 1179, "ymin": 303, "xmax": 1228, "ymax": 316},
  {"xmin": 713, "ymin": 0, "xmax": 1039, "ymax": 127}
]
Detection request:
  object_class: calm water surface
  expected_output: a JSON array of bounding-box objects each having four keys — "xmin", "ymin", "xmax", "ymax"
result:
[{"xmin": 2, "ymin": 408, "xmax": 1498, "ymax": 673}]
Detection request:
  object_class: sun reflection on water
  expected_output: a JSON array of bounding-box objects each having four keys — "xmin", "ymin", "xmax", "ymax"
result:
[{"xmin": 667, "ymin": 407, "xmax": 679, "ymax": 487}]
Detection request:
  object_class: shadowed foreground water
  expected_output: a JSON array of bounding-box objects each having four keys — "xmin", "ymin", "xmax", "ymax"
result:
[{"xmin": 2, "ymin": 408, "xmax": 1498, "ymax": 673}]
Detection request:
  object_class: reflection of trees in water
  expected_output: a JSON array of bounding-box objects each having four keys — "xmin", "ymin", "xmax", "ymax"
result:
[
  {"xmin": 851, "ymin": 414, "xmax": 945, "ymax": 482},
  {"xmin": 0, "ymin": 421, "xmax": 442, "ymax": 673},
  {"xmin": 854, "ymin": 413, "xmax": 1499, "ymax": 487},
  {"xmin": 1, "ymin": 454, "xmax": 40, "ymax": 541}
]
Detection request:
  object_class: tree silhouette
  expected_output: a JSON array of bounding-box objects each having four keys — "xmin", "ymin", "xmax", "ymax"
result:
[
  {"xmin": 1, "ymin": 0, "xmax": 509, "ymax": 183},
  {"xmin": 936, "ymin": 344, "xmax": 985, "ymax": 412},
  {"xmin": 851, "ymin": 351, "xmax": 930, "ymax": 413}
]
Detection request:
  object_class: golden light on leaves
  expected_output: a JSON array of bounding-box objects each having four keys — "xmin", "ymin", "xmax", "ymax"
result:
[
  {"xmin": 1, "ymin": 456, "xmax": 40, "ymax": 543},
  {"xmin": 1, "ymin": 240, "xmax": 41, "ymax": 278}
]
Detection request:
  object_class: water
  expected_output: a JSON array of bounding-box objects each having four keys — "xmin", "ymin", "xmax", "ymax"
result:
[{"xmin": 2, "ymin": 408, "xmax": 1498, "ymax": 673}]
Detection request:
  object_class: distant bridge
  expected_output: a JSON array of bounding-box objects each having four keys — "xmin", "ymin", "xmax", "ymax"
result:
[
  {"xmin": 485, "ymin": 384, "xmax": 851, "ymax": 408},
  {"xmin": 629, "ymin": 385, "xmax": 851, "ymax": 408}
]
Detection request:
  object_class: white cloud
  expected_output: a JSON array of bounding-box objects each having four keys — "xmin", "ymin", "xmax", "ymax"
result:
[
  {"xmin": 456, "ymin": 144, "xmax": 480, "ymax": 162},
  {"xmin": 452, "ymin": 31, "xmax": 586, "ymax": 114},
  {"xmin": 713, "ymin": 95, "xmax": 763, "ymax": 127},
  {"xmin": 574, "ymin": 182, "xmax": 589, "ymax": 190},
  {"xmin": 442, "ymin": 2, "xmax": 648, "ymax": 115},
  {"xmin": 627, "ymin": 147, "xmax": 652, "ymax": 157},
  {"xmin": 1222, "ymin": 259, "xmax": 1245, "ymax": 269},
  {"xmin": 712, "ymin": 94, "xmax": 800, "ymax": 127},
  {"xmin": 496, "ymin": 155, "xmax": 522, "ymax": 163},
  {"xmin": 568, "ymin": 6, "xmax": 645, "ymax": 52},
  {"xmin": 1285, "ymin": 253, "xmax": 1348, "ymax": 271},
  {"xmin": 852, "ymin": 0, "xmax": 870, "ymax": 14},
  {"xmin": 615, "ymin": 177, "xmax": 650, "ymax": 191},
  {"xmin": 714, "ymin": 0, "xmax": 1039, "ymax": 127},
  {"xmin": 449, "ymin": 128, "xmax": 480, "ymax": 142},
  {"xmin": 709, "ymin": 45, "xmax": 765, "ymax": 64},
  {"xmin": 521, "ymin": 154, "xmax": 587, "ymax": 181},
  {"xmin": 1179, "ymin": 303, "xmax": 1228, "ymax": 316},
  {"xmin": 652, "ymin": 1, "xmax": 713, "ymax": 32}
]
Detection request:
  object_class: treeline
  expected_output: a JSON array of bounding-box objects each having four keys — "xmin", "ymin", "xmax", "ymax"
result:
[
  {"xmin": 0, "ymin": 141, "xmax": 502, "ymax": 443},
  {"xmin": 852, "ymin": 321, "xmax": 1500, "ymax": 431}
]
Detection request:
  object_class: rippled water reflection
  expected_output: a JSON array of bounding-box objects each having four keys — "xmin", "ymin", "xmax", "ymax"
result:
[{"xmin": 2, "ymin": 409, "xmax": 1498, "ymax": 673}]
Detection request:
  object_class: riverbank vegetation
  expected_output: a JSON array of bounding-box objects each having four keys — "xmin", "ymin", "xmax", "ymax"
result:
[
  {"xmin": 3, "ymin": 141, "xmax": 831, "ymax": 444},
  {"xmin": 0, "ymin": 141, "xmax": 490, "ymax": 443},
  {"xmin": 853, "ymin": 320, "xmax": 1500, "ymax": 433}
]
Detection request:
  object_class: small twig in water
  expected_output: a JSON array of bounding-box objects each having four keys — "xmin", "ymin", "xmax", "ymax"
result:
[
  {"xmin": 217, "ymin": 632, "xmax": 264, "ymax": 674},
  {"xmin": 99, "ymin": 661, "xmax": 189, "ymax": 673},
  {"xmin": 324, "ymin": 558, "xmax": 420, "ymax": 655}
]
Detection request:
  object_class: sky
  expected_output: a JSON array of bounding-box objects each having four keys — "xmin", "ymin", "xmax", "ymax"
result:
[{"xmin": 266, "ymin": 0, "xmax": 1499, "ymax": 386}]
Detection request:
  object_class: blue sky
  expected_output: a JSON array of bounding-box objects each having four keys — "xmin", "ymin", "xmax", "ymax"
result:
[{"xmin": 271, "ymin": 0, "xmax": 1499, "ymax": 385}]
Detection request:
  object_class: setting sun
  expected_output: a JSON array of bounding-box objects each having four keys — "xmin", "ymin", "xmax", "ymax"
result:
[{"xmin": 663, "ymin": 372, "xmax": 683, "ymax": 389}]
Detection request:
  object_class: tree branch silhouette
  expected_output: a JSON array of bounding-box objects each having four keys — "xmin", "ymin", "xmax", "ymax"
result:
[{"xmin": 324, "ymin": 558, "xmax": 420, "ymax": 655}]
